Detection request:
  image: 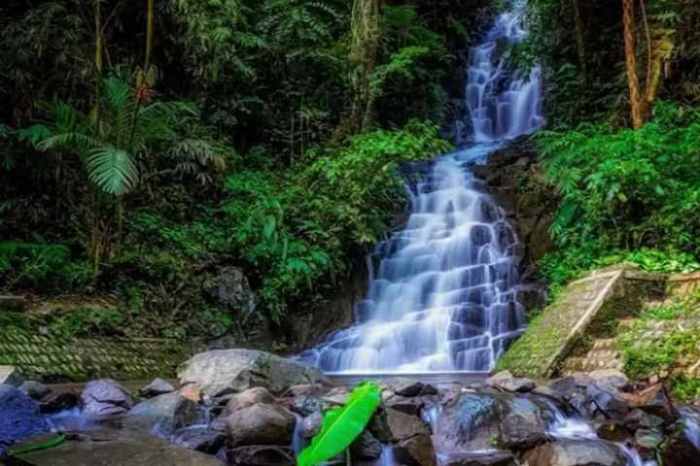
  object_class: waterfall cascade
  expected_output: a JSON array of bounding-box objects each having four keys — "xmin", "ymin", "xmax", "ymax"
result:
[{"xmin": 303, "ymin": 0, "xmax": 543, "ymax": 374}]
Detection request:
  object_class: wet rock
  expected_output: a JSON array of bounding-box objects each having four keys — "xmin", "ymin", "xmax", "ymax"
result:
[
  {"xmin": 127, "ymin": 391, "xmax": 201, "ymax": 435},
  {"xmin": 171, "ymin": 426, "xmax": 225, "ymax": 454},
  {"xmin": 178, "ymin": 349, "xmax": 327, "ymax": 397},
  {"xmin": 660, "ymin": 408, "xmax": 700, "ymax": 466},
  {"xmin": 391, "ymin": 380, "xmax": 437, "ymax": 397},
  {"xmin": 595, "ymin": 420, "xmax": 630, "ymax": 442},
  {"xmin": 12, "ymin": 430, "xmax": 223, "ymax": 465},
  {"xmin": 139, "ymin": 378, "xmax": 175, "ymax": 398},
  {"xmin": 386, "ymin": 395, "xmax": 424, "ymax": 416},
  {"xmin": 587, "ymin": 385, "xmax": 629, "ymax": 419},
  {"xmin": 522, "ymin": 439, "xmax": 627, "ymax": 466},
  {"xmin": 622, "ymin": 408, "xmax": 664, "ymax": 431},
  {"xmin": 350, "ymin": 430, "xmax": 383, "ymax": 460},
  {"xmin": 444, "ymin": 451, "xmax": 516, "ymax": 466},
  {"xmin": 226, "ymin": 445, "xmax": 295, "ymax": 466},
  {"xmin": 39, "ymin": 389, "xmax": 80, "ymax": 414},
  {"xmin": 381, "ymin": 407, "xmax": 430, "ymax": 442},
  {"xmin": 622, "ymin": 383, "xmax": 677, "ymax": 422},
  {"xmin": 302, "ymin": 411, "xmax": 322, "ymax": 438},
  {"xmin": 394, "ymin": 433, "xmax": 437, "ymax": 466},
  {"xmin": 203, "ymin": 266, "xmax": 256, "ymax": 313},
  {"xmin": 0, "ymin": 365, "xmax": 23, "ymax": 387},
  {"xmin": 225, "ymin": 403, "xmax": 295, "ymax": 447},
  {"xmin": 634, "ymin": 428, "xmax": 663, "ymax": 452},
  {"xmin": 226, "ymin": 386, "xmax": 275, "ymax": 414},
  {"xmin": 81, "ymin": 379, "xmax": 133, "ymax": 418},
  {"xmin": 0, "ymin": 384, "xmax": 48, "ymax": 453},
  {"xmin": 435, "ymin": 392, "xmax": 549, "ymax": 452},
  {"xmin": 588, "ymin": 370, "xmax": 629, "ymax": 391},
  {"xmin": 19, "ymin": 380, "xmax": 50, "ymax": 399},
  {"xmin": 486, "ymin": 370, "xmax": 536, "ymax": 393}
]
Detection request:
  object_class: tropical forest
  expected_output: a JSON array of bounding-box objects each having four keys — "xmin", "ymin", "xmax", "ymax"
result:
[{"xmin": 1, "ymin": 0, "xmax": 700, "ymax": 465}]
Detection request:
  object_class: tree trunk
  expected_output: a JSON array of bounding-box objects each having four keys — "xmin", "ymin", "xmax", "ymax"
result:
[
  {"xmin": 145, "ymin": 0, "xmax": 154, "ymax": 71},
  {"xmin": 622, "ymin": 0, "xmax": 644, "ymax": 129},
  {"xmin": 571, "ymin": 0, "xmax": 587, "ymax": 79},
  {"xmin": 349, "ymin": 0, "xmax": 382, "ymax": 134}
]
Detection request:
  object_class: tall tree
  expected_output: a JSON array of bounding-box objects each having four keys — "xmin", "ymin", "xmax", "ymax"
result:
[
  {"xmin": 349, "ymin": 0, "xmax": 382, "ymax": 133},
  {"xmin": 622, "ymin": 0, "xmax": 674, "ymax": 129}
]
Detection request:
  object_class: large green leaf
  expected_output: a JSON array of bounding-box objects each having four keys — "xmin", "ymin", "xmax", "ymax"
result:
[
  {"xmin": 86, "ymin": 146, "xmax": 139, "ymax": 195},
  {"xmin": 297, "ymin": 382, "xmax": 381, "ymax": 466}
]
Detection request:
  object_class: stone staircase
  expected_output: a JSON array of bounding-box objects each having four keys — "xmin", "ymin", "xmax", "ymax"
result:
[{"xmin": 559, "ymin": 338, "xmax": 624, "ymax": 374}]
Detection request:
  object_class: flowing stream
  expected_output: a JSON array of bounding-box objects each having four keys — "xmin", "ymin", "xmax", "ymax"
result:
[{"xmin": 304, "ymin": 0, "xmax": 543, "ymax": 374}]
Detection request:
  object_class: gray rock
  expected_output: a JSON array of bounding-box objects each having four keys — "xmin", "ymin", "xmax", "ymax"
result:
[
  {"xmin": 486, "ymin": 370, "xmax": 536, "ymax": 393},
  {"xmin": 660, "ymin": 407, "xmax": 700, "ymax": 466},
  {"xmin": 375, "ymin": 407, "xmax": 430, "ymax": 442},
  {"xmin": 225, "ymin": 386, "xmax": 274, "ymax": 414},
  {"xmin": 444, "ymin": 451, "xmax": 516, "ymax": 466},
  {"xmin": 634, "ymin": 428, "xmax": 663, "ymax": 451},
  {"xmin": 138, "ymin": 378, "xmax": 175, "ymax": 398},
  {"xmin": 127, "ymin": 391, "xmax": 201, "ymax": 435},
  {"xmin": 81, "ymin": 379, "xmax": 133, "ymax": 418},
  {"xmin": 39, "ymin": 389, "xmax": 80, "ymax": 414},
  {"xmin": 0, "ymin": 365, "xmax": 23, "ymax": 387},
  {"xmin": 302, "ymin": 411, "xmax": 322, "ymax": 438},
  {"xmin": 203, "ymin": 266, "xmax": 256, "ymax": 313},
  {"xmin": 19, "ymin": 380, "xmax": 50, "ymax": 399},
  {"xmin": 0, "ymin": 384, "xmax": 48, "ymax": 453},
  {"xmin": 171, "ymin": 426, "xmax": 225, "ymax": 454},
  {"xmin": 350, "ymin": 430, "xmax": 383, "ymax": 460},
  {"xmin": 522, "ymin": 439, "xmax": 627, "ymax": 466},
  {"xmin": 394, "ymin": 434, "xmax": 437, "ymax": 466},
  {"xmin": 225, "ymin": 403, "xmax": 295, "ymax": 447},
  {"xmin": 225, "ymin": 445, "xmax": 295, "ymax": 466},
  {"xmin": 177, "ymin": 349, "xmax": 327, "ymax": 397}
]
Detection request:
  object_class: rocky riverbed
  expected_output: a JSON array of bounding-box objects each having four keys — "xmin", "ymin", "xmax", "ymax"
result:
[{"xmin": 1, "ymin": 349, "xmax": 699, "ymax": 466}]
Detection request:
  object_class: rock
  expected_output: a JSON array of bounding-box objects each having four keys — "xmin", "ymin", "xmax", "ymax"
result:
[
  {"xmin": 595, "ymin": 420, "xmax": 630, "ymax": 442},
  {"xmin": 434, "ymin": 392, "xmax": 550, "ymax": 452},
  {"xmin": 39, "ymin": 389, "xmax": 80, "ymax": 414},
  {"xmin": 225, "ymin": 445, "xmax": 295, "ymax": 466},
  {"xmin": 19, "ymin": 380, "xmax": 50, "ymax": 399},
  {"xmin": 302, "ymin": 411, "xmax": 322, "ymax": 438},
  {"xmin": 382, "ymin": 407, "xmax": 430, "ymax": 442},
  {"xmin": 444, "ymin": 451, "xmax": 516, "ymax": 466},
  {"xmin": 127, "ymin": 391, "xmax": 201, "ymax": 435},
  {"xmin": 350, "ymin": 430, "xmax": 383, "ymax": 460},
  {"xmin": 622, "ymin": 408, "xmax": 664, "ymax": 431},
  {"xmin": 660, "ymin": 407, "xmax": 700, "ymax": 466},
  {"xmin": 0, "ymin": 365, "xmax": 23, "ymax": 387},
  {"xmin": 634, "ymin": 428, "xmax": 663, "ymax": 451},
  {"xmin": 171, "ymin": 426, "xmax": 225, "ymax": 454},
  {"xmin": 587, "ymin": 385, "xmax": 629, "ymax": 419},
  {"xmin": 394, "ymin": 434, "xmax": 437, "ymax": 466},
  {"xmin": 522, "ymin": 439, "xmax": 627, "ymax": 466},
  {"xmin": 588, "ymin": 370, "xmax": 629, "ymax": 391},
  {"xmin": 486, "ymin": 371, "xmax": 536, "ymax": 393},
  {"xmin": 386, "ymin": 395, "xmax": 424, "ymax": 416},
  {"xmin": 0, "ymin": 384, "xmax": 48, "ymax": 453},
  {"xmin": 622, "ymin": 383, "xmax": 677, "ymax": 422},
  {"xmin": 178, "ymin": 349, "xmax": 327, "ymax": 397},
  {"xmin": 225, "ymin": 387, "xmax": 274, "ymax": 414},
  {"xmin": 225, "ymin": 403, "xmax": 295, "ymax": 447},
  {"xmin": 139, "ymin": 378, "xmax": 175, "ymax": 398},
  {"xmin": 392, "ymin": 380, "xmax": 426, "ymax": 397},
  {"xmin": 179, "ymin": 384, "xmax": 202, "ymax": 403},
  {"xmin": 203, "ymin": 266, "xmax": 256, "ymax": 313},
  {"xmin": 13, "ymin": 430, "xmax": 223, "ymax": 465},
  {"xmin": 81, "ymin": 379, "xmax": 133, "ymax": 418}
]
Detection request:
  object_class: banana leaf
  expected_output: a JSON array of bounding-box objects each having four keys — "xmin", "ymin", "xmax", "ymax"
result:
[{"xmin": 297, "ymin": 381, "xmax": 382, "ymax": 466}]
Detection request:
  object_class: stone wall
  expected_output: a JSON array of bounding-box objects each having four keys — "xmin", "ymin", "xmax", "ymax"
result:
[{"xmin": 0, "ymin": 329, "xmax": 190, "ymax": 382}]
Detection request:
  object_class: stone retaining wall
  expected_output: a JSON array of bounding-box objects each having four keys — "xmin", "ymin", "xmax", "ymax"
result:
[{"xmin": 0, "ymin": 329, "xmax": 190, "ymax": 381}]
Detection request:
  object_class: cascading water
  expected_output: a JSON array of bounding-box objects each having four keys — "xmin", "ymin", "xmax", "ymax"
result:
[{"xmin": 303, "ymin": 0, "xmax": 543, "ymax": 374}]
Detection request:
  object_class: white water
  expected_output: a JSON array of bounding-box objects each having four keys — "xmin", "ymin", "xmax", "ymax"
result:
[{"xmin": 302, "ymin": 0, "xmax": 543, "ymax": 374}]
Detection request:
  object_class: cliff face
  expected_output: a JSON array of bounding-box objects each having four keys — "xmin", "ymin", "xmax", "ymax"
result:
[{"xmin": 474, "ymin": 139, "xmax": 559, "ymax": 282}]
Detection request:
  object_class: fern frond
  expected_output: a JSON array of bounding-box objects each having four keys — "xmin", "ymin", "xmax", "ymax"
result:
[{"xmin": 86, "ymin": 146, "xmax": 139, "ymax": 195}]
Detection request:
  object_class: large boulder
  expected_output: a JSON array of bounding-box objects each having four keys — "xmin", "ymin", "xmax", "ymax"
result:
[
  {"xmin": 178, "ymin": 349, "xmax": 327, "ymax": 397},
  {"xmin": 486, "ymin": 371, "xmax": 536, "ymax": 393},
  {"xmin": 444, "ymin": 451, "xmax": 516, "ymax": 466},
  {"xmin": 127, "ymin": 391, "xmax": 201, "ymax": 435},
  {"xmin": 203, "ymin": 266, "xmax": 256, "ymax": 313},
  {"xmin": 434, "ymin": 392, "xmax": 551, "ymax": 453},
  {"xmin": 225, "ymin": 403, "xmax": 295, "ymax": 447},
  {"xmin": 81, "ymin": 379, "xmax": 133, "ymax": 418},
  {"xmin": 0, "ymin": 384, "xmax": 48, "ymax": 453},
  {"xmin": 394, "ymin": 434, "xmax": 437, "ymax": 466},
  {"xmin": 522, "ymin": 439, "xmax": 627, "ymax": 466},
  {"xmin": 171, "ymin": 426, "xmax": 225, "ymax": 454}
]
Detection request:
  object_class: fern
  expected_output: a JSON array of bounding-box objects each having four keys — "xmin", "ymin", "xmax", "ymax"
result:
[{"xmin": 86, "ymin": 146, "xmax": 139, "ymax": 195}]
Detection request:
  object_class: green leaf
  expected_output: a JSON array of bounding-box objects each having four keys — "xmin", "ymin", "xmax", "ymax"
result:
[
  {"xmin": 297, "ymin": 382, "xmax": 382, "ymax": 466},
  {"xmin": 86, "ymin": 146, "xmax": 138, "ymax": 195}
]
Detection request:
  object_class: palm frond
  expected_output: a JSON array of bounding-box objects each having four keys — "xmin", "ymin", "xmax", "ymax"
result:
[{"xmin": 86, "ymin": 146, "xmax": 139, "ymax": 195}]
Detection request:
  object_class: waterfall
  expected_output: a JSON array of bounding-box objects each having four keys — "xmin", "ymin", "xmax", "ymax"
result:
[{"xmin": 303, "ymin": 0, "xmax": 543, "ymax": 374}]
